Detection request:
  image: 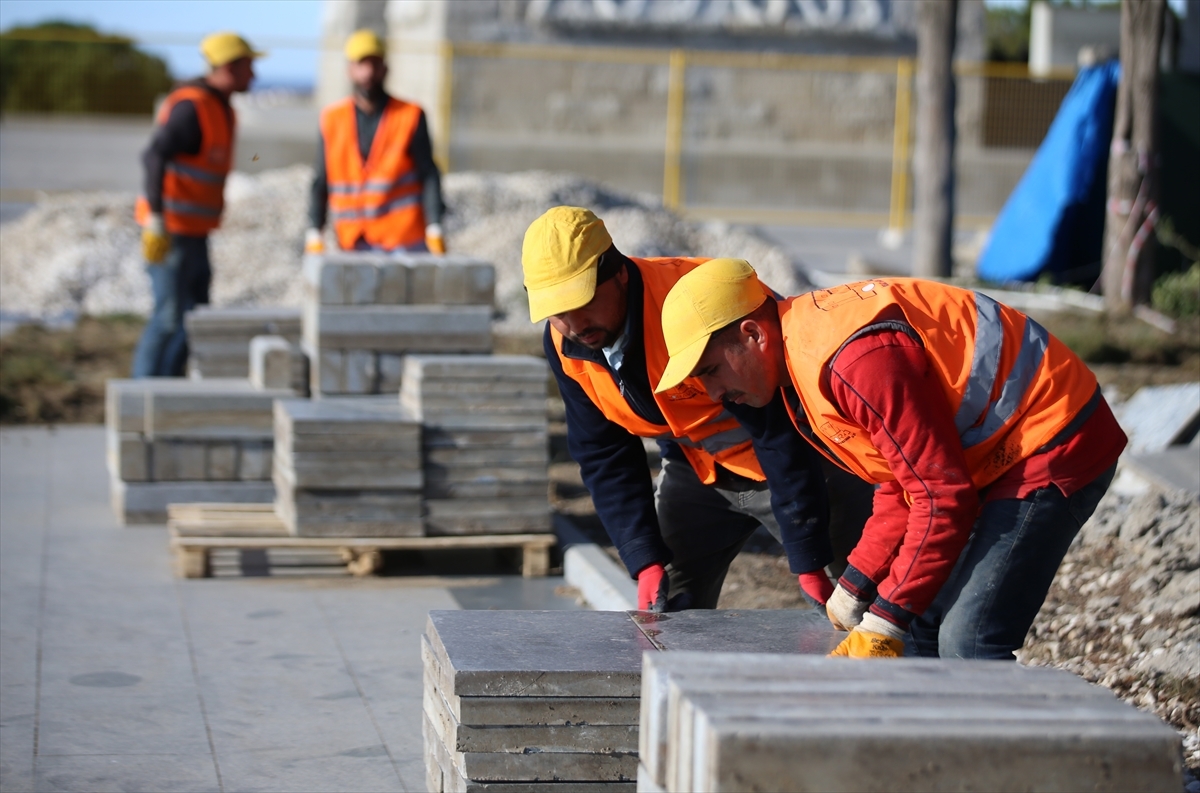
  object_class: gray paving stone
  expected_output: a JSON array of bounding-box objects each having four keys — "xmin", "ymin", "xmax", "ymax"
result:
[
  {"xmin": 425, "ymin": 510, "xmax": 552, "ymax": 535},
  {"xmin": 111, "ymin": 478, "xmax": 274, "ymax": 524},
  {"xmin": 377, "ymin": 262, "xmax": 409, "ymax": 304},
  {"xmin": 1118, "ymin": 382, "xmax": 1200, "ymax": 454},
  {"xmin": 274, "ymin": 458, "xmax": 423, "ymax": 491},
  {"xmin": 238, "ymin": 441, "xmax": 273, "ymax": 481},
  {"xmin": 426, "ymin": 611, "xmax": 650, "ymax": 698},
  {"xmin": 310, "ymin": 305, "xmax": 492, "ymax": 353},
  {"xmin": 33, "ymin": 754, "xmax": 221, "ymax": 793},
  {"xmin": 275, "ymin": 397, "xmax": 421, "ymax": 437},
  {"xmin": 108, "ymin": 430, "xmax": 149, "ymax": 482},
  {"xmin": 344, "ymin": 349, "xmax": 377, "ymax": 394},
  {"xmin": 404, "ymin": 355, "xmax": 548, "ymax": 381},
  {"xmin": 424, "ymin": 479, "xmax": 550, "ymax": 500},
  {"xmin": 249, "ymin": 334, "xmax": 295, "ymax": 390},
  {"xmin": 151, "ymin": 440, "xmax": 207, "ymax": 481},
  {"xmin": 206, "ymin": 442, "xmax": 239, "ymax": 481},
  {"xmin": 423, "ymin": 428, "xmax": 549, "ymax": 450},
  {"xmin": 345, "ymin": 262, "xmax": 381, "ymax": 304},
  {"xmin": 377, "ymin": 352, "xmax": 405, "ymax": 392},
  {"xmin": 146, "ymin": 385, "xmax": 289, "ymax": 440},
  {"xmin": 632, "ymin": 608, "xmax": 839, "ymax": 654}
]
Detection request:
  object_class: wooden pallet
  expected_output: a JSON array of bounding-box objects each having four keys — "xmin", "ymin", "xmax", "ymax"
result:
[{"xmin": 167, "ymin": 503, "xmax": 556, "ymax": 579}]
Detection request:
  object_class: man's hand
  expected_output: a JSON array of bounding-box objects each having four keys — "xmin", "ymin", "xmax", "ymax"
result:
[
  {"xmin": 304, "ymin": 227, "xmax": 325, "ymax": 255},
  {"xmin": 426, "ymin": 223, "xmax": 446, "ymax": 255},
  {"xmin": 798, "ymin": 571, "xmax": 834, "ymax": 606},
  {"xmin": 828, "ymin": 613, "xmax": 906, "ymax": 658},
  {"xmin": 637, "ymin": 562, "xmax": 669, "ymax": 612},
  {"xmin": 825, "ymin": 583, "xmax": 870, "ymax": 631},
  {"xmin": 142, "ymin": 213, "xmax": 170, "ymax": 264}
]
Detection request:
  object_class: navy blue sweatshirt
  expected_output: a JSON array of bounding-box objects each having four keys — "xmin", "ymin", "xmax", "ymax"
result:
[{"xmin": 545, "ymin": 260, "xmax": 834, "ymax": 578}]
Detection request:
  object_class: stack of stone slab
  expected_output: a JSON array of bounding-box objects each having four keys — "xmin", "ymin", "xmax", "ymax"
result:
[
  {"xmin": 302, "ymin": 253, "xmax": 494, "ymax": 396},
  {"xmin": 272, "ymin": 397, "xmax": 423, "ymax": 537},
  {"xmin": 422, "ymin": 609, "xmax": 841, "ymax": 793},
  {"xmin": 249, "ymin": 335, "xmax": 308, "ymax": 395},
  {"xmin": 106, "ymin": 379, "xmax": 290, "ymax": 524},
  {"xmin": 400, "ymin": 355, "xmax": 550, "ymax": 536},
  {"xmin": 184, "ymin": 306, "xmax": 302, "ymax": 379},
  {"xmin": 640, "ymin": 652, "xmax": 1184, "ymax": 793}
]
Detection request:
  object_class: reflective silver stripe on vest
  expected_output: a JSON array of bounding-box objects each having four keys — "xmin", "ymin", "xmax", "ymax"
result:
[
  {"xmin": 364, "ymin": 172, "xmax": 418, "ymax": 192},
  {"xmin": 163, "ymin": 198, "xmax": 222, "ymax": 217},
  {"xmin": 960, "ymin": 313, "xmax": 1050, "ymax": 449},
  {"xmin": 672, "ymin": 423, "xmax": 753, "ymax": 455},
  {"xmin": 327, "ymin": 182, "xmax": 358, "ymax": 195},
  {"xmin": 954, "ymin": 292, "xmax": 1003, "ymax": 436},
  {"xmin": 166, "ymin": 162, "xmax": 226, "ymax": 185},
  {"xmin": 329, "ymin": 193, "xmax": 420, "ymax": 222}
]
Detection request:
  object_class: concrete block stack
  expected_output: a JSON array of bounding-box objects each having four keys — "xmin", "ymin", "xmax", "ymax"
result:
[
  {"xmin": 249, "ymin": 335, "xmax": 308, "ymax": 394},
  {"xmin": 272, "ymin": 397, "xmax": 423, "ymax": 537},
  {"xmin": 640, "ymin": 652, "xmax": 1184, "ymax": 793},
  {"xmin": 400, "ymin": 355, "xmax": 550, "ymax": 535},
  {"xmin": 423, "ymin": 611, "xmax": 644, "ymax": 792},
  {"xmin": 302, "ymin": 253, "xmax": 495, "ymax": 396},
  {"xmin": 106, "ymin": 379, "xmax": 290, "ymax": 524},
  {"xmin": 184, "ymin": 306, "xmax": 302, "ymax": 379}
]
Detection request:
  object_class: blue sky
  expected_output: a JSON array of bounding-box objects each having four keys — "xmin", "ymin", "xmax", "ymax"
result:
[{"xmin": 0, "ymin": 0, "xmax": 1188, "ymax": 88}]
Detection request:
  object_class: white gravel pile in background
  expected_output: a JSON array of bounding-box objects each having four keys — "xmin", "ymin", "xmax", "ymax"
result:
[
  {"xmin": 0, "ymin": 166, "xmax": 805, "ymax": 334},
  {"xmin": 1019, "ymin": 481, "xmax": 1200, "ymax": 767}
]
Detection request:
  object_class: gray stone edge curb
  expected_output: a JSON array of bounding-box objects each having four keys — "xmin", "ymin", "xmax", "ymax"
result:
[{"xmin": 554, "ymin": 514, "xmax": 637, "ymax": 611}]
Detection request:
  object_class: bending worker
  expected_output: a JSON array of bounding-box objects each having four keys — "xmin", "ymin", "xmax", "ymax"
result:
[
  {"xmin": 306, "ymin": 29, "xmax": 445, "ymax": 255},
  {"xmin": 655, "ymin": 259, "xmax": 1126, "ymax": 658},
  {"xmin": 523, "ymin": 207, "xmax": 871, "ymax": 611},
  {"xmin": 133, "ymin": 32, "xmax": 262, "ymax": 377}
]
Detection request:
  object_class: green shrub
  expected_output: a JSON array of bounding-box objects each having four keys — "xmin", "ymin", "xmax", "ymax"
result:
[
  {"xmin": 0, "ymin": 21, "xmax": 173, "ymax": 115},
  {"xmin": 1152, "ymin": 263, "xmax": 1200, "ymax": 318}
]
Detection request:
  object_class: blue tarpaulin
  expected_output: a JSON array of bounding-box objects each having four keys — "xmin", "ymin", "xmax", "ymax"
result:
[{"xmin": 977, "ymin": 61, "xmax": 1121, "ymax": 284}]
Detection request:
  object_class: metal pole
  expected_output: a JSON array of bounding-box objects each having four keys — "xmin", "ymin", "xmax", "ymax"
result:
[
  {"xmin": 663, "ymin": 49, "xmax": 686, "ymax": 211},
  {"xmin": 888, "ymin": 58, "xmax": 914, "ymax": 232}
]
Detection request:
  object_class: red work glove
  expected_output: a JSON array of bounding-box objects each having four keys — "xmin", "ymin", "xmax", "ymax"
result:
[
  {"xmin": 798, "ymin": 571, "xmax": 834, "ymax": 606},
  {"xmin": 637, "ymin": 562, "xmax": 670, "ymax": 612}
]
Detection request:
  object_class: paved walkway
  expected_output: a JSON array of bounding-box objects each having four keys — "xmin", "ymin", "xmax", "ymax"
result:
[{"xmin": 0, "ymin": 427, "xmax": 575, "ymax": 792}]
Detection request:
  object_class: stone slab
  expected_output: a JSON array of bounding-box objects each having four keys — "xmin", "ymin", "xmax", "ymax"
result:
[
  {"xmin": 111, "ymin": 477, "xmax": 274, "ymax": 525},
  {"xmin": 1118, "ymin": 382, "xmax": 1200, "ymax": 454},
  {"xmin": 249, "ymin": 335, "xmax": 295, "ymax": 390},
  {"xmin": 403, "ymin": 355, "xmax": 548, "ymax": 382},
  {"xmin": 107, "ymin": 429, "xmax": 149, "ymax": 482},
  {"xmin": 146, "ymin": 386, "xmax": 291, "ymax": 440},
  {"xmin": 563, "ymin": 544, "xmax": 638, "ymax": 612},
  {"xmin": 238, "ymin": 441, "xmax": 273, "ymax": 480},
  {"xmin": 275, "ymin": 397, "xmax": 420, "ymax": 434},
  {"xmin": 273, "ymin": 458, "xmax": 423, "ymax": 491},
  {"xmin": 424, "ymin": 467, "xmax": 548, "ymax": 486},
  {"xmin": 632, "ymin": 609, "xmax": 839, "ymax": 655},
  {"xmin": 425, "ymin": 511, "xmax": 552, "ymax": 536},
  {"xmin": 425, "ymin": 480, "xmax": 550, "ymax": 500},
  {"xmin": 1125, "ymin": 448, "xmax": 1200, "ymax": 496},
  {"xmin": 426, "ymin": 611, "xmax": 651, "ymax": 698},
  {"xmin": 308, "ymin": 305, "xmax": 492, "ymax": 352},
  {"xmin": 151, "ymin": 439, "xmax": 208, "ymax": 481},
  {"xmin": 426, "ymin": 447, "xmax": 547, "ymax": 466},
  {"xmin": 424, "ymin": 428, "xmax": 549, "ymax": 450}
]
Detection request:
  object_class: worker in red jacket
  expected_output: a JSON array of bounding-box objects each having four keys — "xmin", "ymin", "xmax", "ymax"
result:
[
  {"xmin": 306, "ymin": 29, "xmax": 445, "ymax": 255},
  {"xmin": 656, "ymin": 259, "xmax": 1126, "ymax": 659},
  {"xmin": 132, "ymin": 32, "xmax": 262, "ymax": 377}
]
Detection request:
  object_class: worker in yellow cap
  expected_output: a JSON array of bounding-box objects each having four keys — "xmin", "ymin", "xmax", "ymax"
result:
[
  {"xmin": 132, "ymin": 32, "xmax": 264, "ymax": 377},
  {"xmin": 305, "ymin": 29, "xmax": 445, "ymax": 256},
  {"xmin": 655, "ymin": 260, "xmax": 1126, "ymax": 659},
  {"xmin": 523, "ymin": 207, "xmax": 871, "ymax": 612}
]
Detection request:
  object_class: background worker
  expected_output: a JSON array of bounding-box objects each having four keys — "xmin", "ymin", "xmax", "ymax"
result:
[
  {"xmin": 656, "ymin": 260, "xmax": 1127, "ymax": 658},
  {"xmin": 132, "ymin": 32, "xmax": 261, "ymax": 377},
  {"xmin": 523, "ymin": 207, "xmax": 871, "ymax": 612},
  {"xmin": 305, "ymin": 29, "xmax": 445, "ymax": 256}
]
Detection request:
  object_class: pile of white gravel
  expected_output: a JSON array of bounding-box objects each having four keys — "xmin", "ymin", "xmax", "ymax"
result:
[
  {"xmin": 0, "ymin": 166, "xmax": 806, "ymax": 334},
  {"xmin": 1018, "ymin": 480, "xmax": 1200, "ymax": 769}
]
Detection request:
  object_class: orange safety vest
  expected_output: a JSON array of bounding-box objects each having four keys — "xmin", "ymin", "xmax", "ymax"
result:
[
  {"xmin": 321, "ymin": 97, "xmax": 426, "ymax": 251},
  {"xmin": 552, "ymin": 257, "xmax": 765, "ymax": 485},
  {"xmin": 779, "ymin": 278, "xmax": 1098, "ymax": 490},
  {"xmin": 135, "ymin": 86, "xmax": 233, "ymax": 236}
]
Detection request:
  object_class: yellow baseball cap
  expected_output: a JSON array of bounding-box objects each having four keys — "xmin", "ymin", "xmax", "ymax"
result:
[
  {"xmin": 345, "ymin": 29, "xmax": 386, "ymax": 61},
  {"xmin": 654, "ymin": 258, "xmax": 769, "ymax": 393},
  {"xmin": 200, "ymin": 32, "xmax": 265, "ymax": 68},
  {"xmin": 521, "ymin": 206, "xmax": 614, "ymax": 323}
]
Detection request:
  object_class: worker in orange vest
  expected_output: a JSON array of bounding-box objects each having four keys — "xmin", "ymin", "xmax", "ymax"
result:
[
  {"xmin": 656, "ymin": 259, "xmax": 1126, "ymax": 659},
  {"xmin": 524, "ymin": 207, "xmax": 871, "ymax": 612},
  {"xmin": 305, "ymin": 30, "xmax": 445, "ymax": 255},
  {"xmin": 132, "ymin": 32, "xmax": 262, "ymax": 377}
]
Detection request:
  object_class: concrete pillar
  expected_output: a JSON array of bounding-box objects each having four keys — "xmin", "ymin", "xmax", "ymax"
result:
[{"xmin": 386, "ymin": 0, "xmax": 450, "ymax": 165}]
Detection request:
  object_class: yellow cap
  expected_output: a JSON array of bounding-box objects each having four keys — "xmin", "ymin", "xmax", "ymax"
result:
[
  {"xmin": 199, "ymin": 32, "xmax": 265, "ymax": 67},
  {"xmin": 345, "ymin": 29, "xmax": 386, "ymax": 61},
  {"xmin": 521, "ymin": 207, "xmax": 614, "ymax": 323},
  {"xmin": 654, "ymin": 258, "xmax": 769, "ymax": 393}
]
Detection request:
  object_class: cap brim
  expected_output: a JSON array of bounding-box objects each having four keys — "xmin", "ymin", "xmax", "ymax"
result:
[
  {"xmin": 527, "ymin": 267, "xmax": 597, "ymax": 323},
  {"xmin": 654, "ymin": 333, "xmax": 709, "ymax": 394}
]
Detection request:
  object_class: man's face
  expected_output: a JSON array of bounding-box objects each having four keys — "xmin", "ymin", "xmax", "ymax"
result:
[
  {"xmin": 227, "ymin": 57, "xmax": 255, "ymax": 93},
  {"xmin": 546, "ymin": 266, "xmax": 628, "ymax": 351},
  {"xmin": 688, "ymin": 322, "xmax": 779, "ymax": 407},
  {"xmin": 349, "ymin": 56, "xmax": 387, "ymax": 95}
]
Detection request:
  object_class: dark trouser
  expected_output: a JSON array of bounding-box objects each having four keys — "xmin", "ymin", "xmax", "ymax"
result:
[
  {"xmin": 131, "ymin": 235, "xmax": 211, "ymax": 378},
  {"xmin": 909, "ymin": 463, "xmax": 1117, "ymax": 660},
  {"xmin": 654, "ymin": 457, "xmax": 871, "ymax": 609}
]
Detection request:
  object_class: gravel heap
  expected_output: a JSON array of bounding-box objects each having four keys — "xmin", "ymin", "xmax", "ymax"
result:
[
  {"xmin": 1017, "ymin": 481, "xmax": 1200, "ymax": 769},
  {"xmin": 0, "ymin": 166, "xmax": 806, "ymax": 332}
]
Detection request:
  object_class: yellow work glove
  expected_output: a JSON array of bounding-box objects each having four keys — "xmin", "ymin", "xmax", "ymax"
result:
[
  {"xmin": 825, "ymin": 583, "xmax": 869, "ymax": 631},
  {"xmin": 141, "ymin": 213, "xmax": 170, "ymax": 264},
  {"xmin": 304, "ymin": 227, "xmax": 325, "ymax": 255},
  {"xmin": 426, "ymin": 223, "xmax": 446, "ymax": 255},
  {"xmin": 829, "ymin": 613, "xmax": 906, "ymax": 658}
]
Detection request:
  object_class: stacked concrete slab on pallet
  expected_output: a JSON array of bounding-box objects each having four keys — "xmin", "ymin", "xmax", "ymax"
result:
[
  {"xmin": 302, "ymin": 252, "xmax": 495, "ymax": 396},
  {"xmin": 272, "ymin": 397, "xmax": 423, "ymax": 537},
  {"xmin": 184, "ymin": 306, "xmax": 302, "ymax": 379},
  {"xmin": 106, "ymin": 379, "xmax": 289, "ymax": 524},
  {"xmin": 400, "ymin": 355, "xmax": 550, "ymax": 535},
  {"xmin": 422, "ymin": 609, "xmax": 843, "ymax": 793},
  {"xmin": 641, "ymin": 652, "xmax": 1184, "ymax": 793}
]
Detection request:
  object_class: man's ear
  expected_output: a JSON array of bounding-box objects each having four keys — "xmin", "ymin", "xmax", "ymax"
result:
[{"xmin": 740, "ymin": 318, "xmax": 767, "ymax": 351}]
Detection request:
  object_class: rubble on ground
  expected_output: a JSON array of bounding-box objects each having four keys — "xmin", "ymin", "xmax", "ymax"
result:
[{"xmin": 0, "ymin": 167, "xmax": 806, "ymax": 333}]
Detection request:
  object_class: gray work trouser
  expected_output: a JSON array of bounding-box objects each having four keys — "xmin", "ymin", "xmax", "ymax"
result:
[{"xmin": 654, "ymin": 456, "xmax": 872, "ymax": 609}]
